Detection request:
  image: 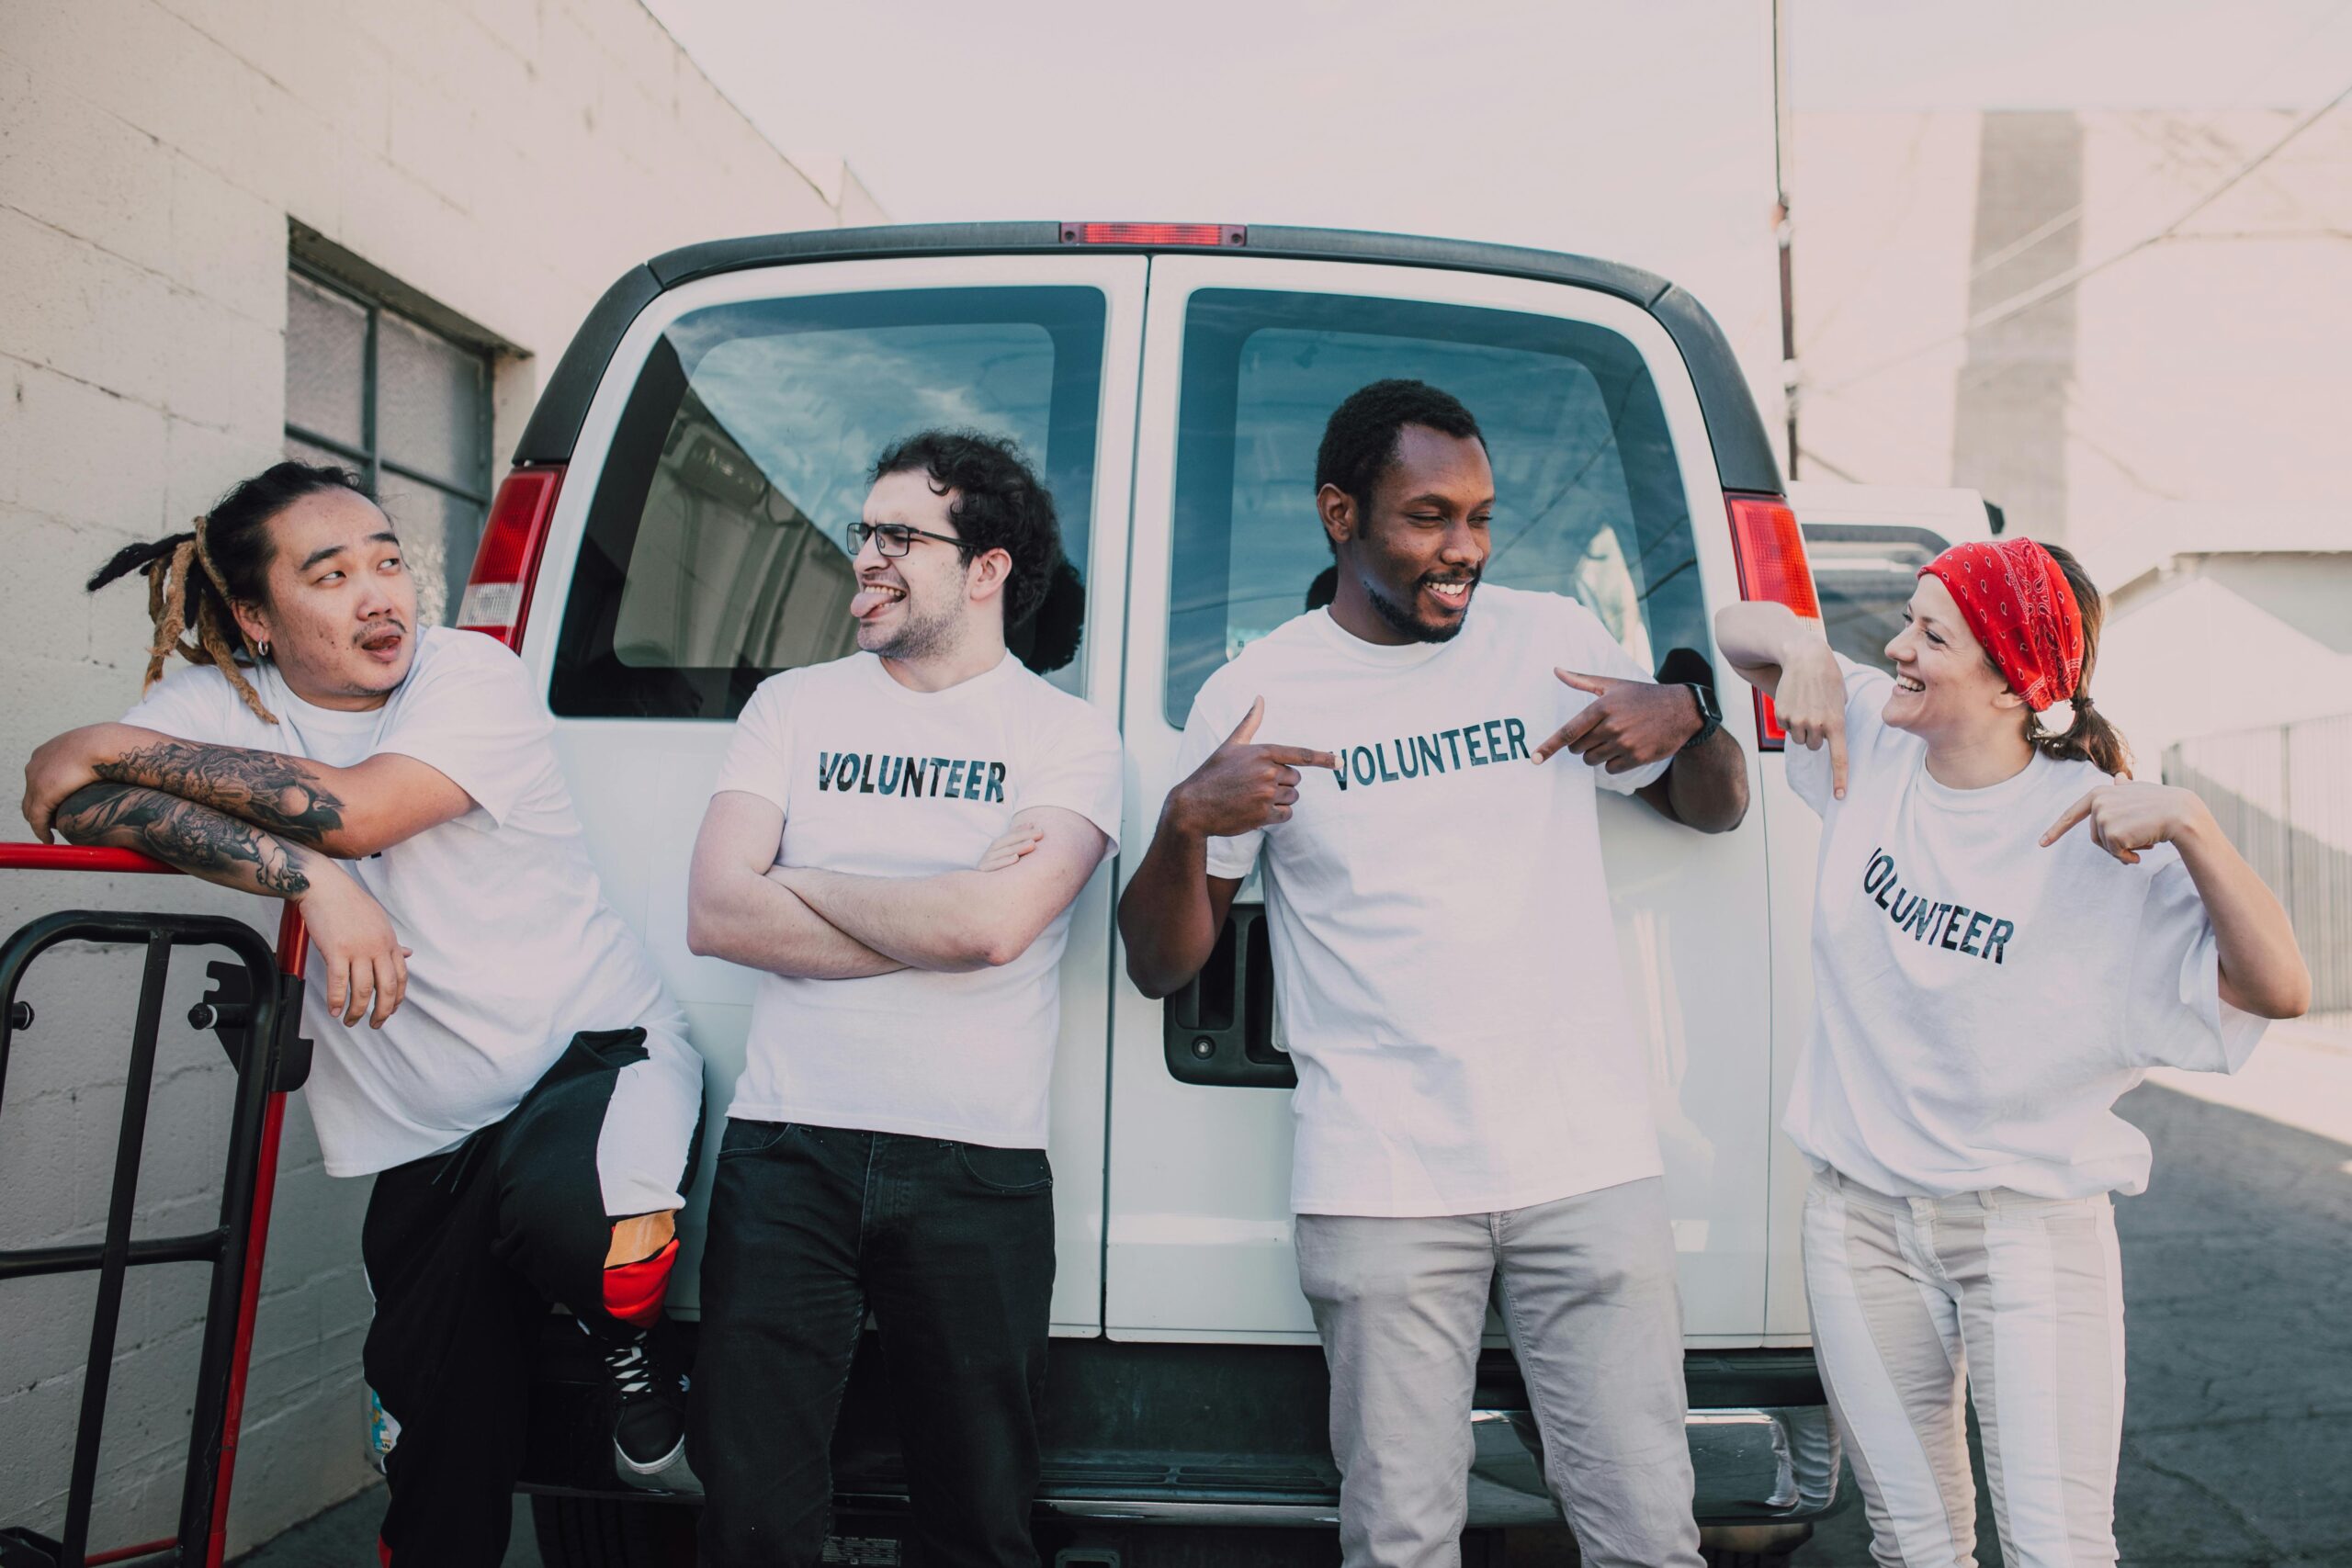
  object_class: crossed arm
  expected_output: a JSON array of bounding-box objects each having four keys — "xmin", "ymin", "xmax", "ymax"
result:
[{"xmin": 687, "ymin": 790, "xmax": 1112, "ymax": 979}]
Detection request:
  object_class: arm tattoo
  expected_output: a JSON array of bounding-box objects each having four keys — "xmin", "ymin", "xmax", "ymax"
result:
[
  {"xmin": 57, "ymin": 782, "xmax": 311, "ymax": 897},
  {"xmin": 96, "ymin": 739, "xmax": 347, "ymax": 849}
]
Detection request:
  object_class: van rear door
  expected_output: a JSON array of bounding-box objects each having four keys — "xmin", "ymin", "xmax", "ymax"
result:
[
  {"xmin": 1105, "ymin": 255, "xmax": 1776, "ymax": 1343},
  {"xmin": 518, "ymin": 254, "xmax": 1147, "ymax": 1333}
]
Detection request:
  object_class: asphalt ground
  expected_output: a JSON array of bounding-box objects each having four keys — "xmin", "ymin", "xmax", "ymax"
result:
[{"xmin": 238, "ymin": 1021, "xmax": 2352, "ymax": 1567}]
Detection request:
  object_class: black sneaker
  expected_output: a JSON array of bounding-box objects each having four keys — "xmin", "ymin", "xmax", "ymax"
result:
[{"xmin": 595, "ymin": 1324, "xmax": 700, "ymax": 1491}]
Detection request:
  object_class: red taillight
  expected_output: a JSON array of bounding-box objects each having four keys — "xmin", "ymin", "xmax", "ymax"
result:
[
  {"xmin": 458, "ymin": 465, "xmax": 563, "ymax": 650},
  {"xmin": 1059, "ymin": 221, "xmax": 1246, "ymax": 247},
  {"xmin": 1724, "ymin": 492, "xmax": 1819, "ymax": 749}
]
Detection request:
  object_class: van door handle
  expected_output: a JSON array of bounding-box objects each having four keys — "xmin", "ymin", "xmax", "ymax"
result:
[{"xmin": 1161, "ymin": 903, "xmax": 1296, "ymax": 1089}]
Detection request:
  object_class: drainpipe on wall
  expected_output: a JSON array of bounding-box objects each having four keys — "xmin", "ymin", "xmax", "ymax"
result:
[{"xmin": 1772, "ymin": 0, "xmax": 1799, "ymax": 480}]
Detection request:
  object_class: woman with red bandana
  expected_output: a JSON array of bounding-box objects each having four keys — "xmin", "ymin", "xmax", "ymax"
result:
[{"xmin": 1717, "ymin": 538, "xmax": 2308, "ymax": 1567}]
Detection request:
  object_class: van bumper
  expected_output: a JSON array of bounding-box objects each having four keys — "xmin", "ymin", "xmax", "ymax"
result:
[
  {"xmin": 524, "ymin": 1328, "xmax": 1838, "ymax": 1527},
  {"xmin": 1007, "ymin": 1403, "xmax": 1838, "ymax": 1529}
]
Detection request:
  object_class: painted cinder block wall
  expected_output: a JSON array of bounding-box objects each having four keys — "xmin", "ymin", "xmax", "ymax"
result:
[{"xmin": 0, "ymin": 0, "xmax": 870, "ymax": 1550}]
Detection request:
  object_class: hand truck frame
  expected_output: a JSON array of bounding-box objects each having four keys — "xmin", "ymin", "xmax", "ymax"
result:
[{"xmin": 0, "ymin": 845, "xmax": 311, "ymax": 1568}]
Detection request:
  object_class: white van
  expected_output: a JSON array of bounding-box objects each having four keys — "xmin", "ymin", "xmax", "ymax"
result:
[{"xmin": 462, "ymin": 222, "xmax": 1847, "ymax": 1567}]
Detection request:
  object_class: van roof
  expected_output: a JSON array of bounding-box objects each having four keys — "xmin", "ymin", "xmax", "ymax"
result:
[{"xmin": 514, "ymin": 221, "xmax": 1781, "ymax": 495}]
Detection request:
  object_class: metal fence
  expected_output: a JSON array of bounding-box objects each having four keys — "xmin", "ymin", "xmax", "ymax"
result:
[{"xmin": 2165, "ymin": 712, "xmax": 2352, "ymax": 1018}]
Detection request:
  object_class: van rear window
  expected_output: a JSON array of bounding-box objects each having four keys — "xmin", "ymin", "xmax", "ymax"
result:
[
  {"xmin": 1163, "ymin": 290, "xmax": 1705, "ymax": 726},
  {"xmin": 549, "ymin": 287, "xmax": 1106, "ymax": 718},
  {"xmin": 1802, "ymin": 523, "xmax": 1952, "ymax": 675}
]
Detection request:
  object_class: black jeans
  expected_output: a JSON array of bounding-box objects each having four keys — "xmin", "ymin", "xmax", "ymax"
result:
[
  {"xmin": 689, "ymin": 1121, "xmax": 1057, "ymax": 1568},
  {"xmin": 361, "ymin": 1028, "xmax": 700, "ymax": 1568}
]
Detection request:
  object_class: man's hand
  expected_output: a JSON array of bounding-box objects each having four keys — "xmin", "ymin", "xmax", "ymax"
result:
[
  {"xmin": 22, "ymin": 724, "xmax": 124, "ymax": 842},
  {"xmin": 1770, "ymin": 642, "xmax": 1849, "ymax": 799},
  {"xmin": 296, "ymin": 862, "xmax": 412, "ymax": 1029},
  {"xmin": 975, "ymin": 820, "xmax": 1046, "ymax": 872},
  {"xmin": 1532, "ymin": 671, "xmax": 1700, "ymax": 773},
  {"xmin": 2041, "ymin": 783, "xmax": 2211, "ymax": 866},
  {"xmin": 1166, "ymin": 698, "xmax": 1338, "ymax": 837}
]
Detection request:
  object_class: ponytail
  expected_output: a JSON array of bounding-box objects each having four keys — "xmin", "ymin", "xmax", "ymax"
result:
[
  {"xmin": 87, "ymin": 461, "xmax": 368, "ymax": 725},
  {"xmin": 2025, "ymin": 543, "xmax": 2133, "ymax": 778}
]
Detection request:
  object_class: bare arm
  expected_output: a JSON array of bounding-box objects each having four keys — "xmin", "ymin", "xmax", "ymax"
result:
[
  {"xmin": 54, "ymin": 782, "xmax": 413, "ymax": 1027},
  {"xmin": 1713, "ymin": 602, "xmax": 1814, "ymax": 698},
  {"xmin": 1117, "ymin": 807, "xmax": 1247, "ymax": 999},
  {"xmin": 2042, "ymin": 784, "xmax": 2311, "ymax": 1019},
  {"xmin": 1712, "ymin": 604, "xmax": 1850, "ymax": 798},
  {"xmin": 777, "ymin": 807, "xmax": 1111, "ymax": 974},
  {"xmin": 26, "ymin": 723, "xmax": 470, "ymax": 856},
  {"xmin": 1116, "ymin": 697, "xmax": 1329, "ymax": 998},
  {"xmin": 1635, "ymin": 725, "xmax": 1749, "ymax": 834},
  {"xmin": 685, "ymin": 791, "xmax": 906, "ymax": 980}
]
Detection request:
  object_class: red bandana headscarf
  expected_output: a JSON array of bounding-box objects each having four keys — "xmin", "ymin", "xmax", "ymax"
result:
[{"xmin": 1918, "ymin": 539, "xmax": 2084, "ymax": 712}]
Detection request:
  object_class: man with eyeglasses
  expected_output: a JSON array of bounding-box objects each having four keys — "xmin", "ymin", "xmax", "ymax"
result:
[{"xmin": 684, "ymin": 429, "xmax": 1122, "ymax": 1566}]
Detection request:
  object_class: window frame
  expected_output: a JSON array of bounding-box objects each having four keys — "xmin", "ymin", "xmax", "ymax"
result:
[
  {"xmin": 541, "ymin": 282, "xmax": 1116, "ymax": 721},
  {"xmin": 1156, "ymin": 285, "xmax": 1708, "ymax": 728},
  {"xmin": 283, "ymin": 259, "xmax": 496, "ymax": 520}
]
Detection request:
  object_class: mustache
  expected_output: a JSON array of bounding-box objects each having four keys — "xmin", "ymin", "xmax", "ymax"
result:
[{"xmin": 356, "ymin": 618, "xmax": 407, "ymax": 644}]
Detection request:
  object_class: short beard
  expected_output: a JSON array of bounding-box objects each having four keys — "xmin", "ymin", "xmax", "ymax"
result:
[
  {"xmin": 1364, "ymin": 572, "xmax": 1476, "ymax": 644},
  {"xmin": 859, "ymin": 596, "xmax": 960, "ymax": 663}
]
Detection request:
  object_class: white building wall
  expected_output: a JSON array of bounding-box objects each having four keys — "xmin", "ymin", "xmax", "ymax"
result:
[
  {"xmin": 1793, "ymin": 107, "xmax": 2352, "ymax": 570},
  {"xmin": 0, "ymin": 0, "xmax": 855, "ymax": 1551}
]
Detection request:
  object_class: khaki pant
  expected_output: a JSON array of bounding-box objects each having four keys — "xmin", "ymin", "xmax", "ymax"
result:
[
  {"xmin": 1295, "ymin": 1177, "xmax": 1704, "ymax": 1568},
  {"xmin": 1803, "ymin": 1168, "xmax": 2125, "ymax": 1568}
]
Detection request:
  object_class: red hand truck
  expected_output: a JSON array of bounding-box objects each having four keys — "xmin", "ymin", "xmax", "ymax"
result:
[{"xmin": 0, "ymin": 845, "xmax": 311, "ymax": 1568}]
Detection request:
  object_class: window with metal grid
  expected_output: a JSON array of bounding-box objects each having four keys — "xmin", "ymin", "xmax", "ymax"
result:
[{"xmin": 283, "ymin": 265, "xmax": 493, "ymax": 627}]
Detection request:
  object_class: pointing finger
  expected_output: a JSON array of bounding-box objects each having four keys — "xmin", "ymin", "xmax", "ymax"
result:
[
  {"xmin": 1554, "ymin": 668, "xmax": 1614, "ymax": 696},
  {"xmin": 2041, "ymin": 791, "xmax": 2098, "ymax": 847},
  {"xmin": 1225, "ymin": 697, "xmax": 1265, "ymax": 748},
  {"xmin": 1261, "ymin": 746, "xmax": 1340, "ymax": 771},
  {"xmin": 1532, "ymin": 705, "xmax": 1605, "ymax": 764},
  {"xmin": 1830, "ymin": 713, "xmax": 1849, "ymax": 801}
]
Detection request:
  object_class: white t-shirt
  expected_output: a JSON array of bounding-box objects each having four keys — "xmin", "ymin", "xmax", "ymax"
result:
[
  {"xmin": 1174, "ymin": 586, "xmax": 1673, "ymax": 1218},
  {"xmin": 1783, "ymin": 654, "xmax": 2265, "ymax": 1199},
  {"xmin": 124, "ymin": 629, "xmax": 676, "ymax": 1178},
  {"xmin": 712, "ymin": 651, "xmax": 1123, "ymax": 1148}
]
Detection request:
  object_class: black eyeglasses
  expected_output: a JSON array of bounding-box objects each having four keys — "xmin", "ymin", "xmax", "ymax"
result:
[{"xmin": 844, "ymin": 521, "xmax": 978, "ymax": 559}]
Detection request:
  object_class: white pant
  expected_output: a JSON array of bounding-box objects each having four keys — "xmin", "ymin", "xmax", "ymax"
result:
[
  {"xmin": 594, "ymin": 1008, "xmax": 706, "ymax": 1217},
  {"xmin": 1803, "ymin": 1168, "xmax": 2125, "ymax": 1568},
  {"xmin": 1295, "ymin": 1177, "xmax": 1704, "ymax": 1568}
]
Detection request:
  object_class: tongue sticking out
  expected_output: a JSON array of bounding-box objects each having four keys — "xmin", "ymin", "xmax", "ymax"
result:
[{"xmin": 852, "ymin": 587, "xmax": 899, "ymax": 620}]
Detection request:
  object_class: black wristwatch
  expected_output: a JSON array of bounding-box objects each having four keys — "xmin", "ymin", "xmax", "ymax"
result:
[{"xmin": 1679, "ymin": 682, "xmax": 1723, "ymax": 750}]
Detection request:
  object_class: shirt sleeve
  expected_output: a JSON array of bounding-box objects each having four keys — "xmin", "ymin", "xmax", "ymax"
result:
[
  {"xmin": 2122, "ymin": 852, "xmax": 2268, "ymax": 1074},
  {"xmin": 1170, "ymin": 677, "xmax": 1263, "ymax": 882},
  {"xmin": 121, "ymin": 665, "xmax": 237, "ymax": 743},
  {"xmin": 1017, "ymin": 703, "xmax": 1125, "ymax": 854},
  {"xmin": 710, "ymin": 675, "xmax": 797, "ymax": 817},
  {"xmin": 1553, "ymin": 597, "xmax": 1672, "ymax": 796},
  {"xmin": 1782, "ymin": 653, "xmax": 1897, "ymax": 818},
  {"xmin": 370, "ymin": 633, "xmax": 552, "ymax": 826}
]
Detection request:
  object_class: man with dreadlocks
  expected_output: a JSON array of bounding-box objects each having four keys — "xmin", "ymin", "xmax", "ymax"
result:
[{"xmin": 19, "ymin": 462, "xmax": 707, "ymax": 1566}]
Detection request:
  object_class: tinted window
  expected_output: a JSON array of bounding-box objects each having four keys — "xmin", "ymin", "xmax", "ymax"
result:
[
  {"xmin": 1803, "ymin": 524, "xmax": 1951, "ymax": 674},
  {"xmin": 551, "ymin": 287, "xmax": 1106, "ymax": 718},
  {"xmin": 1163, "ymin": 290, "xmax": 1704, "ymax": 726}
]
